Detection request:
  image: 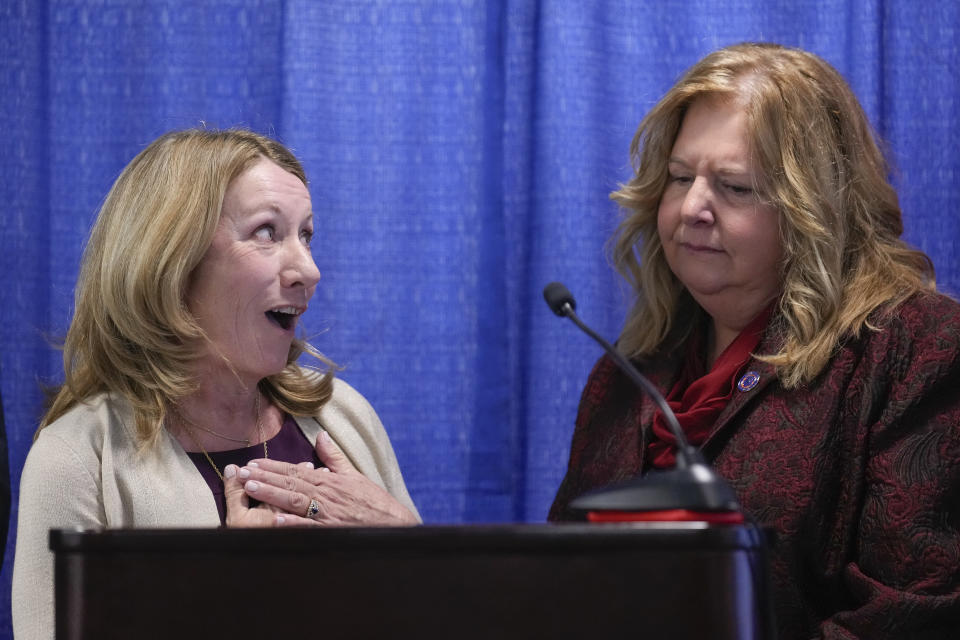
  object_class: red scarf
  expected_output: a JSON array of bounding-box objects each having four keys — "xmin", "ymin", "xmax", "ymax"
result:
[{"xmin": 647, "ymin": 307, "xmax": 772, "ymax": 469}]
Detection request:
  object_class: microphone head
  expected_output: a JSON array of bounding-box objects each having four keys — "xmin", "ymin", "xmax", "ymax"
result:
[{"xmin": 543, "ymin": 282, "xmax": 576, "ymax": 316}]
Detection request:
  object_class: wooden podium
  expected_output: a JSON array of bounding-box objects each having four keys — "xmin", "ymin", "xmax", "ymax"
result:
[{"xmin": 51, "ymin": 523, "xmax": 774, "ymax": 639}]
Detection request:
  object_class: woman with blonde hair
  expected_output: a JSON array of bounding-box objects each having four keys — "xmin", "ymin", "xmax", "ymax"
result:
[
  {"xmin": 549, "ymin": 43, "xmax": 960, "ymax": 638},
  {"xmin": 13, "ymin": 128, "xmax": 419, "ymax": 639}
]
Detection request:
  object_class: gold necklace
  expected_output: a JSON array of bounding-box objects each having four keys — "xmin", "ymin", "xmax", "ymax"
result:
[
  {"xmin": 178, "ymin": 393, "xmax": 269, "ymax": 482},
  {"xmin": 174, "ymin": 404, "xmax": 253, "ymax": 445}
]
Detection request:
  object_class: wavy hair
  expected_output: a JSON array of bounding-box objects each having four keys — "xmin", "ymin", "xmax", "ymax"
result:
[
  {"xmin": 41, "ymin": 128, "xmax": 335, "ymax": 443},
  {"xmin": 611, "ymin": 42, "xmax": 934, "ymax": 387}
]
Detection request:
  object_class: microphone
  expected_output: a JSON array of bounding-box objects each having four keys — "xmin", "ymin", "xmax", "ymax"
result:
[{"xmin": 543, "ymin": 281, "xmax": 741, "ymax": 520}]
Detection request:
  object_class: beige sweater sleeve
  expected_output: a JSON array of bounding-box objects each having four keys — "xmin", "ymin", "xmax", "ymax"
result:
[{"xmin": 12, "ymin": 428, "xmax": 107, "ymax": 640}]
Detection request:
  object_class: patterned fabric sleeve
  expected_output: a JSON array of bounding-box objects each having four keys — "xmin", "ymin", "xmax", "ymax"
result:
[
  {"xmin": 547, "ymin": 356, "xmax": 609, "ymax": 522},
  {"xmin": 817, "ymin": 299, "xmax": 960, "ymax": 639},
  {"xmin": 548, "ymin": 354, "xmax": 647, "ymax": 521}
]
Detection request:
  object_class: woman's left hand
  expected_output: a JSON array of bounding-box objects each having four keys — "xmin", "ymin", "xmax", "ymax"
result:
[
  {"xmin": 223, "ymin": 464, "xmax": 294, "ymax": 527},
  {"xmin": 234, "ymin": 430, "xmax": 419, "ymax": 527}
]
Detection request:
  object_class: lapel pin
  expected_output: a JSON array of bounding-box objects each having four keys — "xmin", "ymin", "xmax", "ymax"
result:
[{"xmin": 737, "ymin": 370, "xmax": 760, "ymax": 392}]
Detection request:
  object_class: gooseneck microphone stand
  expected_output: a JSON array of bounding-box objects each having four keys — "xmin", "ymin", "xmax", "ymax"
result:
[{"xmin": 543, "ymin": 281, "xmax": 741, "ymax": 519}]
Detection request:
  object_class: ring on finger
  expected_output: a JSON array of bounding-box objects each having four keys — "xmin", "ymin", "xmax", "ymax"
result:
[{"xmin": 305, "ymin": 498, "xmax": 320, "ymax": 519}]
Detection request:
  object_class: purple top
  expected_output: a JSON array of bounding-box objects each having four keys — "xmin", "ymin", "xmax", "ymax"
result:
[{"xmin": 186, "ymin": 413, "xmax": 323, "ymax": 524}]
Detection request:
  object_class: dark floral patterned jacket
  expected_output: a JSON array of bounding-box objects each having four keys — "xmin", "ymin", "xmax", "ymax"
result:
[{"xmin": 549, "ymin": 292, "xmax": 960, "ymax": 639}]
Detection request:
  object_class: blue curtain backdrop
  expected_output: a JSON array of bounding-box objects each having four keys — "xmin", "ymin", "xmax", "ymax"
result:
[{"xmin": 2, "ymin": 0, "xmax": 958, "ymax": 634}]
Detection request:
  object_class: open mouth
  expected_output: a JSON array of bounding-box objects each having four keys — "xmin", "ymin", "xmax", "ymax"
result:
[{"xmin": 266, "ymin": 307, "xmax": 301, "ymax": 331}]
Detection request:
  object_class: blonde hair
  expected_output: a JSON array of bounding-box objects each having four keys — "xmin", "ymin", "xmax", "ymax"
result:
[
  {"xmin": 41, "ymin": 128, "xmax": 335, "ymax": 443},
  {"xmin": 611, "ymin": 42, "xmax": 934, "ymax": 387}
]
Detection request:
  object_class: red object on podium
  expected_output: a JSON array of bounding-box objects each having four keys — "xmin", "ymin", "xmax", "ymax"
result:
[{"xmin": 587, "ymin": 509, "xmax": 745, "ymax": 524}]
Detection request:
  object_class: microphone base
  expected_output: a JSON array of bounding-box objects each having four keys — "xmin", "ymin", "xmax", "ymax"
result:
[{"xmin": 569, "ymin": 464, "xmax": 742, "ymax": 514}]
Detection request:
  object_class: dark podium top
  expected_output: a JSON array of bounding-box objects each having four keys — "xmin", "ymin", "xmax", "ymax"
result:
[{"xmin": 51, "ymin": 523, "xmax": 773, "ymax": 639}]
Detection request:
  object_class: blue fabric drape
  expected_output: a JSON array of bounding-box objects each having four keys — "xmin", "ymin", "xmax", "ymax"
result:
[{"xmin": 2, "ymin": 1, "xmax": 958, "ymax": 635}]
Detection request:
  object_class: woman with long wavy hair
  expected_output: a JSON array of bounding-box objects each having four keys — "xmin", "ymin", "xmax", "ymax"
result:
[{"xmin": 549, "ymin": 43, "xmax": 960, "ymax": 639}]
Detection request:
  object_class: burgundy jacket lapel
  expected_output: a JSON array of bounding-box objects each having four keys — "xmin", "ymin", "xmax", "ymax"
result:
[{"xmin": 702, "ymin": 320, "xmax": 785, "ymax": 455}]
